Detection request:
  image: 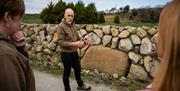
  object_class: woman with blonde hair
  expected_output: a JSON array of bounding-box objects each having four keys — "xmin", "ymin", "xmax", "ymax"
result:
[
  {"xmin": 152, "ymin": 0, "xmax": 180, "ymax": 90},
  {"xmin": 138, "ymin": 0, "xmax": 180, "ymax": 91}
]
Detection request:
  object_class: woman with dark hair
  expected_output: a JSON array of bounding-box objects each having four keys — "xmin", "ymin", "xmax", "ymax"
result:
[
  {"xmin": 138, "ymin": 0, "xmax": 180, "ymax": 91},
  {"xmin": 0, "ymin": 0, "xmax": 35, "ymax": 91}
]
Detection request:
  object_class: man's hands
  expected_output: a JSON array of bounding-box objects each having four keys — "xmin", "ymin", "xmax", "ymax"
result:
[
  {"xmin": 10, "ymin": 31, "xmax": 25, "ymax": 47},
  {"xmin": 71, "ymin": 35, "xmax": 91, "ymax": 48},
  {"xmin": 83, "ymin": 35, "xmax": 91, "ymax": 45}
]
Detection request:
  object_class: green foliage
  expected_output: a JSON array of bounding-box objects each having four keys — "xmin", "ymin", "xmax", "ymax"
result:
[
  {"xmin": 22, "ymin": 14, "xmax": 42, "ymax": 24},
  {"xmin": 129, "ymin": 7, "xmax": 162, "ymax": 23},
  {"xmin": 74, "ymin": 1, "xmax": 86, "ymax": 24},
  {"xmin": 123, "ymin": 5, "xmax": 130, "ymax": 13},
  {"xmin": 66, "ymin": 2, "xmax": 74, "ymax": 9},
  {"xmin": 40, "ymin": 0, "xmax": 99, "ymax": 24},
  {"xmin": 53, "ymin": 0, "xmax": 66, "ymax": 23},
  {"xmin": 98, "ymin": 13, "xmax": 105, "ymax": 23},
  {"xmin": 85, "ymin": 3, "xmax": 98, "ymax": 24},
  {"xmin": 114, "ymin": 15, "xmax": 120, "ymax": 23},
  {"xmin": 40, "ymin": 2, "xmax": 56, "ymax": 23}
]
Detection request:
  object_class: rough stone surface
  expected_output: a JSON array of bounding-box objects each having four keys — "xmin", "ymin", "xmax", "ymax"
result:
[
  {"xmin": 24, "ymin": 29, "xmax": 35, "ymax": 37},
  {"xmin": 46, "ymin": 24, "xmax": 57, "ymax": 34},
  {"xmin": 131, "ymin": 34, "xmax": 141, "ymax": 45},
  {"xmin": 81, "ymin": 45, "xmax": 129, "ymax": 76},
  {"xmin": 93, "ymin": 29, "xmax": 104, "ymax": 38},
  {"xmin": 143, "ymin": 56, "xmax": 153, "ymax": 72},
  {"xmin": 79, "ymin": 29, "xmax": 87, "ymax": 37},
  {"xmin": 49, "ymin": 54, "xmax": 60, "ymax": 64},
  {"xmin": 142, "ymin": 26, "xmax": 150, "ymax": 30},
  {"xmin": 119, "ymin": 38, "xmax": 133, "ymax": 52},
  {"xmin": 140, "ymin": 37, "xmax": 153, "ymax": 55},
  {"xmin": 86, "ymin": 33, "xmax": 101, "ymax": 45},
  {"xmin": 48, "ymin": 42, "xmax": 57, "ymax": 50},
  {"xmin": 113, "ymin": 73, "xmax": 119, "ymax": 79},
  {"xmin": 102, "ymin": 25, "xmax": 111, "ymax": 35},
  {"xmin": 39, "ymin": 30, "xmax": 46, "ymax": 43},
  {"xmin": 86, "ymin": 25, "xmax": 94, "ymax": 32},
  {"xmin": 36, "ymin": 45, "xmax": 43, "ymax": 52},
  {"xmin": 111, "ymin": 28, "xmax": 119, "ymax": 37},
  {"xmin": 127, "ymin": 64, "xmax": 149, "ymax": 82},
  {"xmin": 46, "ymin": 35, "xmax": 53, "ymax": 43},
  {"xmin": 44, "ymin": 48, "xmax": 53, "ymax": 55},
  {"xmin": 80, "ymin": 45, "xmax": 90, "ymax": 58},
  {"xmin": 127, "ymin": 27, "xmax": 136, "ymax": 33},
  {"xmin": 118, "ymin": 30, "xmax": 130, "ymax": 38},
  {"xmin": 136, "ymin": 27, "xmax": 147, "ymax": 38},
  {"xmin": 25, "ymin": 44, "xmax": 32, "ymax": 51},
  {"xmin": 111, "ymin": 37, "xmax": 119, "ymax": 49},
  {"xmin": 42, "ymin": 41, "xmax": 49, "ymax": 48},
  {"xmin": 128, "ymin": 52, "xmax": 142, "ymax": 64},
  {"xmin": 102, "ymin": 35, "xmax": 112, "ymax": 46},
  {"xmin": 37, "ymin": 35, "xmax": 42, "ymax": 44},
  {"xmin": 147, "ymin": 28, "xmax": 157, "ymax": 36},
  {"xmin": 119, "ymin": 27, "xmax": 124, "ymax": 32},
  {"xmin": 93, "ymin": 24, "xmax": 98, "ymax": 29},
  {"xmin": 150, "ymin": 59, "xmax": 160, "ymax": 77}
]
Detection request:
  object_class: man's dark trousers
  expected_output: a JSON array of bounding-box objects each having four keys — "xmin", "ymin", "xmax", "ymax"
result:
[{"xmin": 61, "ymin": 52, "xmax": 84, "ymax": 91}]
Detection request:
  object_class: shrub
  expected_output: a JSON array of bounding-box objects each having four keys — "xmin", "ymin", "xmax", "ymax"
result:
[
  {"xmin": 114, "ymin": 15, "xmax": 120, "ymax": 23},
  {"xmin": 98, "ymin": 13, "xmax": 105, "ymax": 23}
]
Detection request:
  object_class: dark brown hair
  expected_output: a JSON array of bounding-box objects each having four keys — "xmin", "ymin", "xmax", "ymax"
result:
[
  {"xmin": 152, "ymin": 0, "xmax": 180, "ymax": 91},
  {"xmin": 0, "ymin": 0, "xmax": 25, "ymax": 20}
]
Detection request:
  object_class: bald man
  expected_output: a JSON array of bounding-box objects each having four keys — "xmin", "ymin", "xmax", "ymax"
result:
[{"xmin": 57, "ymin": 8, "xmax": 91, "ymax": 91}]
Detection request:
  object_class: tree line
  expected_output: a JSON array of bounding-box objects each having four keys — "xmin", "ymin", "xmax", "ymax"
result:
[
  {"xmin": 40, "ymin": 0, "xmax": 105, "ymax": 24},
  {"xmin": 40, "ymin": 0, "xmax": 164, "ymax": 24}
]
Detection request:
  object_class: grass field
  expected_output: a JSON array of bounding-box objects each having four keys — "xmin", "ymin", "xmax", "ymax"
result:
[
  {"xmin": 22, "ymin": 14, "xmax": 157, "ymax": 27},
  {"xmin": 22, "ymin": 14, "xmax": 42, "ymax": 24},
  {"xmin": 104, "ymin": 15, "xmax": 157, "ymax": 27}
]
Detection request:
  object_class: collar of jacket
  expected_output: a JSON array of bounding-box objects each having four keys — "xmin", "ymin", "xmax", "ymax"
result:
[{"xmin": 62, "ymin": 18, "xmax": 75, "ymax": 27}]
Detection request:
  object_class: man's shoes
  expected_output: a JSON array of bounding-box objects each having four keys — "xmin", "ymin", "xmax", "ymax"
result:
[{"xmin": 77, "ymin": 84, "xmax": 91, "ymax": 90}]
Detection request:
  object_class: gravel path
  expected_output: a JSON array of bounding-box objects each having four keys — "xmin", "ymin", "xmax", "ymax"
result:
[{"xmin": 34, "ymin": 70, "xmax": 117, "ymax": 91}]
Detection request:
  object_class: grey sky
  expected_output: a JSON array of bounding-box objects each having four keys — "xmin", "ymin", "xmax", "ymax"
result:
[{"xmin": 24, "ymin": 0, "xmax": 171, "ymax": 14}]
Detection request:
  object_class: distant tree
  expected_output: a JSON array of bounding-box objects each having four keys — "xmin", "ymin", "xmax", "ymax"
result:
[
  {"xmin": 74, "ymin": 1, "xmax": 86, "ymax": 24},
  {"xmin": 40, "ymin": 0, "xmax": 99, "ymax": 24},
  {"xmin": 119, "ymin": 7, "xmax": 123, "ymax": 12},
  {"xmin": 150, "ymin": 7, "xmax": 162, "ymax": 22},
  {"xmin": 54, "ymin": 0, "xmax": 66, "ymax": 23},
  {"xmin": 66, "ymin": 2, "xmax": 74, "ymax": 10},
  {"xmin": 129, "ymin": 9, "xmax": 138, "ymax": 20},
  {"xmin": 123, "ymin": 5, "xmax": 130, "ymax": 13},
  {"xmin": 40, "ymin": 2, "xmax": 56, "ymax": 23},
  {"xmin": 85, "ymin": 3, "xmax": 98, "ymax": 24},
  {"xmin": 114, "ymin": 15, "xmax": 120, "ymax": 23},
  {"xmin": 98, "ymin": 13, "xmax": 105, "ymax": 23}
]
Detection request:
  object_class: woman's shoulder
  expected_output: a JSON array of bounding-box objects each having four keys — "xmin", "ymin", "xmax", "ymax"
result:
[{"xmin": 0, "ymin": 40, "xmax": 16, "ymax": 56}]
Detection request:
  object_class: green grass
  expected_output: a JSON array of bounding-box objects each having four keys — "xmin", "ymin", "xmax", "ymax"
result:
[
  {"xmin": 99, "ymin": 22, "xmax": 157, "ymax": 27},
  {"xmin": 105, "ymin": 15, "xmax": 116, "ymax": 23},
  {"xmin": 22, "ymin": 14, "xmax": 42, "ymax": 24},
  {"xmin": 104, "ymin": 15, "xmax": 157, "ymax": 27},
  {"xmin": 22, "ymin": 14, "xmax": 157, "ymax": 27}
]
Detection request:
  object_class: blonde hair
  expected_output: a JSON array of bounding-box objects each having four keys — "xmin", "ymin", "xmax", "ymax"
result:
[{"xmin": 152, "ymin": 0, "xmax": 180, "ymax": 91}]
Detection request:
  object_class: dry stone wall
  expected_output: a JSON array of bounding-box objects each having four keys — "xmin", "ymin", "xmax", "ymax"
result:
[{"xmin": 22, "ymin": 24, "xmax": 160, "ymax": 82}]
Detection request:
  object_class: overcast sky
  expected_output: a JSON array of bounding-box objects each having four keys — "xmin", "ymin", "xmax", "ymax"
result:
[{"xmin": 25, "ymin": 0, "xmax": 171, "ymax": 14}]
